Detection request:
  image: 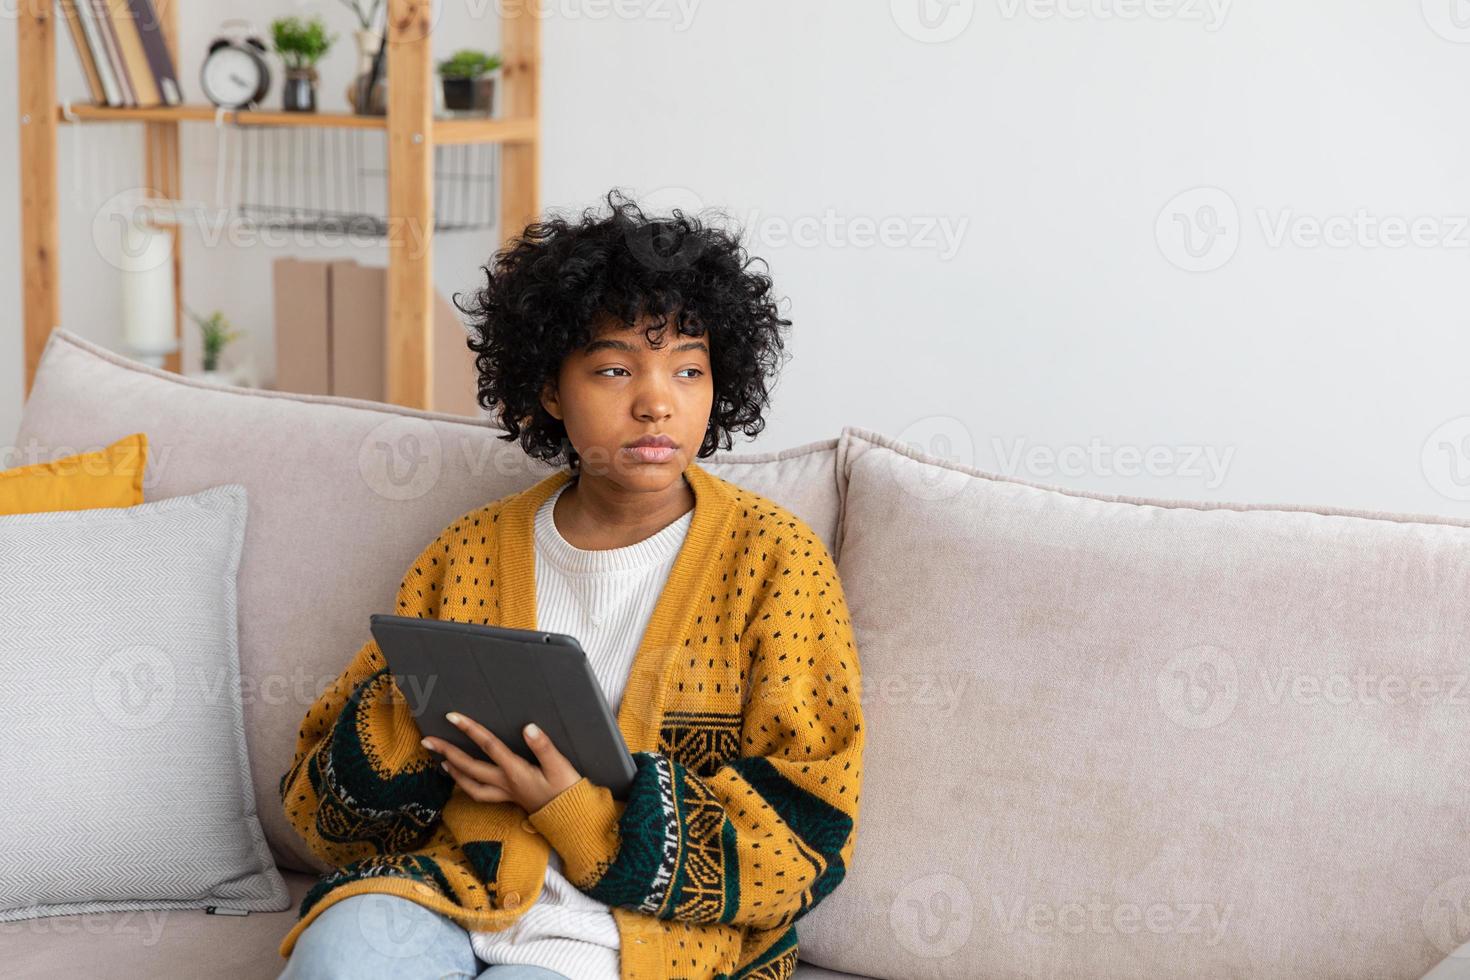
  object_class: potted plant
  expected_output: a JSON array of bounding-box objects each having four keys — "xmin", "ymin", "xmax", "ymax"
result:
[
  {"xmin": 270, "ymin": 15, "xmax": 336, "ymax": 112},
  {"xmin": 437, "ymin": 49, "xmax": 502, "ymax": 113},
  {"xmin": 188, "ymin": 308, "xmax": 247, "ymax": 385}
]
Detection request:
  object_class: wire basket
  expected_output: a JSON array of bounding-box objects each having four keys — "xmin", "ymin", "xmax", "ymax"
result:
[{"xmin": 224, "ymin": 124, "xmax": 499, "ymax": 237}]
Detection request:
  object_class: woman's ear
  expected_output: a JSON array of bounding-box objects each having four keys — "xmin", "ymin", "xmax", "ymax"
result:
[{"xmin": 539, "ymin": 381, "xmax": 562, "ymax": 421}]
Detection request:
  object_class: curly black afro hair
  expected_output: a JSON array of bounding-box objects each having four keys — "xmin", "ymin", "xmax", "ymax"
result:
[{"xmin": 453, "ymin": 188, "xmax": 792, "ymax": 471}]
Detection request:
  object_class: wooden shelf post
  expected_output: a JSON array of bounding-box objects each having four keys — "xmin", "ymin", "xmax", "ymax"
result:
[
  {"xmin": 144, "ymin": 0, "xmax": 183, "ymax": 375},
  {"xmin": 19, "ymin": 0, "xmax": 60, "ymax": 398},
  {"xmin": 385, "ymin": 0, "xmax": 436, "ymax": 410},
  {"xmin": 500, "ymin": 0, "xmax": 541, "ymax": 246}
]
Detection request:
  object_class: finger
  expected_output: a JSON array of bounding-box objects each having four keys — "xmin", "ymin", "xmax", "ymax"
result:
[
  {"xmin": 432, "ymin": 737, "xmax": 510, "ymax": 787},
  {"xmin": 522, "ymin": 723, "xmax": 579, "ymax": 784},
  {"xmin": 443, "ymin": 759, "xmax": 514, "ymax": 804},
  {"xmin": 448, "ymin": 712, "xmax": 532, "ymax": 777}
]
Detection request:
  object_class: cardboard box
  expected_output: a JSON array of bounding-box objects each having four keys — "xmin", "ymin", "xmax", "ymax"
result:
[
  {"xmin": 272, "ymin": 257, "xmax": 482, "ymax": 416},
  {"xmin": 272, "ymin": 259, "xmax": 331, "ymax": 396}
]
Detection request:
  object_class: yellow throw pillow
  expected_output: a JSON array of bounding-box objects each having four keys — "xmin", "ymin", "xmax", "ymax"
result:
[{"xmin": 0, "ymin": 432, "xmax": 148, "ymax": 516}]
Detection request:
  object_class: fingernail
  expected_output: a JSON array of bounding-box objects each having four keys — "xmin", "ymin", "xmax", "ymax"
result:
[
  {"xmin": 446, "ymin": 712, "xmax": 462, "ymax": 725},
  {"xmin": 525, "ymin": 723, "xmax": 541, "ymax": 740},
  {"xmin": 441, "ymin": 761, "xmax": 450, "ymax": 771},
  {"xmin": 420, "ymin": 737, "xmax": 433, "ymax": 750}
]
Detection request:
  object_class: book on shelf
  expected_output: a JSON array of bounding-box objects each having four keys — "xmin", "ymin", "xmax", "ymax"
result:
[
  {"xmin": 87, "ymin": 0, "xmax": 134, "ymax": 105},
  {"xmin": 124, "ymin": 0, "xmax": 182, "ymax": 105},
  {"xmin": 58, "ymin": 0, "xmax": 181, "ymax": 107},
  {"xmin": 56, "ymin": 0, "xmax": 106, "ymax": 105}
]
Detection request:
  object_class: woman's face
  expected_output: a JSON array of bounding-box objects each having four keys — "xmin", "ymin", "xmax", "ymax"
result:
[{"xmin": 541, "ymin": 314, "xmax": 714, "ymax": 491}]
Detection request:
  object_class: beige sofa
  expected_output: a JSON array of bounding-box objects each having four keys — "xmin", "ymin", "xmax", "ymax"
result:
[{"xmin": 7, "ymin": 328, "xmax": 1470, "ymax": 979}]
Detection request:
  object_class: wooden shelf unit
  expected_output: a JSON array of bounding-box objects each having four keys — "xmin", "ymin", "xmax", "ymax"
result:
[{"xmin": 17, "ymin": 0, "xmax": 541, "ymax": 410}]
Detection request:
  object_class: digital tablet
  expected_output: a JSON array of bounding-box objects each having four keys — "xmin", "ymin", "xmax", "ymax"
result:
[{"xmin": 369, "ymin": 613, "xmax": 638, "ymax": 800}]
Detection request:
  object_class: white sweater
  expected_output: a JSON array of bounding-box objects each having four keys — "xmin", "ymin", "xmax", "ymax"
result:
[{"xmin": 468, "ymin": 479, "xmax": 694, "ymax": 978}]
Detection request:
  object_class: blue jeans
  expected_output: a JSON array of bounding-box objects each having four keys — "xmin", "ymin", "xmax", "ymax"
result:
[{"xmin": 278, "ymin": 893, "xmax": 571, "ymax": 980}]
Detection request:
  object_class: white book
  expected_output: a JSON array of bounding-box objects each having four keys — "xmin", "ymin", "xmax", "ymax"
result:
[{"xmin": 69, "ymin": 0, "xmax": 122, "ymax": 106}]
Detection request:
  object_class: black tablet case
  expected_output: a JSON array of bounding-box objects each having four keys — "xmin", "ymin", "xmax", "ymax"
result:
[{"xmin": 369, "ymin": 614, "xmax": 638, "ymax": 800}]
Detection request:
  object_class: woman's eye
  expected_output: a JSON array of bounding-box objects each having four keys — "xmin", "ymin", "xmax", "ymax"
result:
[
  {"xmin": 596, "ymin": 367, "xmax": 630, "ymax": 377},
  {"xmin": 677, "ymin": 368, "xmax": 704, "ymax": 378}
]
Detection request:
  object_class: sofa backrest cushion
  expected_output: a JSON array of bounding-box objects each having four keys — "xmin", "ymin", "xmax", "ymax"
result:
[
  {"xmin": 15, "ymin": 330, "xmax": 844, "ymax": 874},
  {"xmin": 794, "ymin": 424, "xmax": 1470, "ymax": 980}
]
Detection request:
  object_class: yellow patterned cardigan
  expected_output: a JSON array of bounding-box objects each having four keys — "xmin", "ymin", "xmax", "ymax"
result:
[{"xmin": 276, "ymin": 459, "xmax": 865, "ymax": 980}]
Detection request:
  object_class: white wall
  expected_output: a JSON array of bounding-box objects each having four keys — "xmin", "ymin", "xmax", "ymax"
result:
[{"xmin": 5, "ymin": 1, "xmax": 1470, "ymax": 517}]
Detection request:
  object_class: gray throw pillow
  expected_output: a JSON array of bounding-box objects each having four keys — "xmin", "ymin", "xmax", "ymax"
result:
[{"xmin": 0, "ymin": 484, "xmax": 288, "ymax": 919}]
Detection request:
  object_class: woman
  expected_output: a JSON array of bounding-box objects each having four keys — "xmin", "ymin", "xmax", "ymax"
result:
[{"xmin": 276, "ymin": 190, "xmax": 865, "ymax": 980}]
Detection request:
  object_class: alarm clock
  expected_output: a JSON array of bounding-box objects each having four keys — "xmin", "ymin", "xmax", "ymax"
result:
[{"xmin": 200, "ymin": 21, "xmax": 271, "ymax": 110}]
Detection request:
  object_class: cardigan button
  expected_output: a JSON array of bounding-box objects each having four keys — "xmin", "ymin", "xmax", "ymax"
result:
[
  {"xmin": 520, "ymin": 818, "xmax": 538, "ymax": 835},
  {"xmin": 501, "ymin": 891, "xmax": 521, "ymax": 910}
]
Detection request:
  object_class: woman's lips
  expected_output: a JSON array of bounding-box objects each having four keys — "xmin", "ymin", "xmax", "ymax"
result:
[{"xmin": 623, "ymin": 445, "xmax": 678, "ymax": 463}]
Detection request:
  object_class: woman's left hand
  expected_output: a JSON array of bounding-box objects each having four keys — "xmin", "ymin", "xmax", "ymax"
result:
[{"xmin": 423, "ymin": 713, "xmax": 583, "ymax": 814}]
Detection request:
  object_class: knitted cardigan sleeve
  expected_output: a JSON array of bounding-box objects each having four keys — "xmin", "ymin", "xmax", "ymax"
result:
[
  {"xmin": 528, "ymin": 535, "xmax": 865, "ymax": 931},
  {"xmin": 278, "ymin": 524, "xmax": 457, "ymax": 868}
]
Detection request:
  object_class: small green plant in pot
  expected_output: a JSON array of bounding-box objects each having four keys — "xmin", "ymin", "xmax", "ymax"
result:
[
  {"xmin": 270, "ymin": 15, "xmax": 336, "ymax": 112},
  {"xmin": 437, "ymin": 49, "xmax": 502, "ymax": 113},
  {"xmin": 188, "ymin": 308, "xmax": 247, "ymax": 382}
]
